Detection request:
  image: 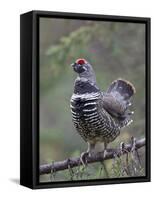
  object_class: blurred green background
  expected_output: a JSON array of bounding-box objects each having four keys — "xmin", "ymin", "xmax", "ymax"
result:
[{"xmin": 39, "ymin": 18, "xmax": 145, "ymax": 182}]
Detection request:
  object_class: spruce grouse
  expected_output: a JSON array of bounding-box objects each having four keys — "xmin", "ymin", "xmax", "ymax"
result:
[{"xmin": 70, "ymin": 58, "xmax": 135, "ymax": 162}]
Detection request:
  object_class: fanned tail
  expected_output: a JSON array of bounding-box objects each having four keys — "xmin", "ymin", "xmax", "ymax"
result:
[
  {"xmin": 107, "ymin": 79, "xmax": 136, "ymax": 127},
  {"xmin": 107, "ymin": 79, "xmax": 136, "ymax": 100}
]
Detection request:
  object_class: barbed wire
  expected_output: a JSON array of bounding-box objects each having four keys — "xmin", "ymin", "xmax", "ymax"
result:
[{"xmin": 40, "ymin": 137, "xmax": 145, "ymax": 176}]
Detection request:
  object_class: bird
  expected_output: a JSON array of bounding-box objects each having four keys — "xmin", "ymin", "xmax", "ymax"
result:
[{"xmin": 70, "ymin": 58, "xmax": 136, "ymax": 164}]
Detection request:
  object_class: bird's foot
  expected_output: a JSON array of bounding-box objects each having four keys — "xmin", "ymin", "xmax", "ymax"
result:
[
  {"xmin": 103, "ymin": 149, "xmax": 107, "ymax": 159},
  {"xmin": 102, "ymin": 147, "xmax": 116, "ymax": 159},
  {"xmin": 80, "ymin": 151, "xmax": 89, "ymax": 168}
]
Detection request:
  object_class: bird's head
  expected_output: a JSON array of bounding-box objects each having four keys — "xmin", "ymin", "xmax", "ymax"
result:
[
  {"xmin": 71, "ymin": 58, "xmax": 96, "ymax": 83},
  {"xmin": 71, "ymin": 58, "xmax": 91, "ymax": 74}
]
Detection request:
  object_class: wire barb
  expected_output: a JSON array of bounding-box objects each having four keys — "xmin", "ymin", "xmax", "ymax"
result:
[{"xmin": 40, "ymin": 137, "xmax": 145, "ymax": 175}]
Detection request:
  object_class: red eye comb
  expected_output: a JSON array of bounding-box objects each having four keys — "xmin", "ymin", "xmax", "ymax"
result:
[{"xmin": 76, "ymin": 58, "xmax": 87, "ymax": 65}]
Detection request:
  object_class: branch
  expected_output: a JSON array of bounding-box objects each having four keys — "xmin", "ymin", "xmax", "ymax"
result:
[{"xmin": 40, "ymin": 137, "xmax": 145, "ymax": 175}]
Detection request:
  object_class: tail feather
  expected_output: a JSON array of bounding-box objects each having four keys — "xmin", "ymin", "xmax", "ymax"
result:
[
  {"xmin": 107, "ymin": 79, "xmax": 136, "ymax": 100},
  {"xmin": 107, "ymin": 79, "xmax": 136, "ymax": 128}
]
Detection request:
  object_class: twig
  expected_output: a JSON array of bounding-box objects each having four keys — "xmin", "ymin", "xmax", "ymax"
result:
[{"xmin": 40, "ymin": 137, "xmax": 145, "ymax": 175}]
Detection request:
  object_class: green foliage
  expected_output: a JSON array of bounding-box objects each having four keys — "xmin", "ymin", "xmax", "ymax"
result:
[{"xmin": 40, "ymin": 25, "xmax": 95, "ymax": 93}]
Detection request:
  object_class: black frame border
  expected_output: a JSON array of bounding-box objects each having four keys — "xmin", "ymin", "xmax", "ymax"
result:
[{"xmin": 20, "ymin": 10, "xmax": 151, "ymax": 189}]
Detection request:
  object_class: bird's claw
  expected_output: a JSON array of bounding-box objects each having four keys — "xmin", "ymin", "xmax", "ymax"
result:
[
  {"xmin": 80, "ymin": 152, "xmax": 89, "ymax": 167},
  {"xmin": 103, "ymin": 149, "xmax": 107, "ymax": 159}
]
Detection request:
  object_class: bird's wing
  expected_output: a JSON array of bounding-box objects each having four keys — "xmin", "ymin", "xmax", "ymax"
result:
[
  {"xmin": 101, "ymin": 93, "xmax": 127, "ymax": 119},
  {"xmin": 101, "ymin": 79, "xmax": 135, "ymax": 120}
]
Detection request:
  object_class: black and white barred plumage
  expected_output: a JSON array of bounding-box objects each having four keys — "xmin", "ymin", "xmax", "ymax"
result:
[{"xmin": 70, "ymin": 58, "xmax": 135, "ymax": 155}]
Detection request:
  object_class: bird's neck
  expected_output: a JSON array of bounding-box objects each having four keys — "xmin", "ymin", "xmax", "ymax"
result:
[
  {"xmin": 79, "ymin": 69, "xmax": 97, "ymax": 83},
  {"xmin": 74, "ymin": 77, "xmax": 100, "ymax": 95}
]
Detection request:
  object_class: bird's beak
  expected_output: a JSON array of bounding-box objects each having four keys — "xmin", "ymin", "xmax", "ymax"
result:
[{"xmin": 71, "ymin": 63, "xmax": 75, "ymax": 67}]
